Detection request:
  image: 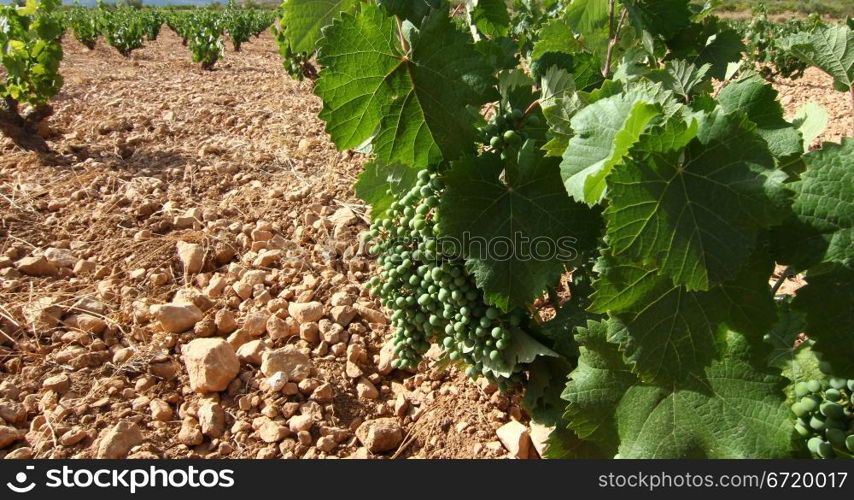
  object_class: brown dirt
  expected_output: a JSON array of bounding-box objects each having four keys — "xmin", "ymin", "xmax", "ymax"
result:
[
  {"xmin": 0, "ymin": 30, "xmax": 518, "ymax": 460},
  {"xmin": 0, "ymin": 30, "xmax": 849, "ymax": 460}
]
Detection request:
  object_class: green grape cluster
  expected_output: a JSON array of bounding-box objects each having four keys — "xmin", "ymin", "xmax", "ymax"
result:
[
  {"xmin": 792, "ymin": 371, "xmax": 854, "ymax": 459},
  {"xmin": 364, "ymin": 169, "xmax": 523, "ymax": 379},
  {"xmin": 482, "ymin": 107, "xmax": 540, "ymax": 159}
]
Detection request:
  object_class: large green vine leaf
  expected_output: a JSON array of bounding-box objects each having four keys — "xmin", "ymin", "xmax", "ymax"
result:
[
  {"xmin": 281, "ymin": 0, "xmax": 359, "ymax": 54},
  {"xmin": 438, "ymin": 143, "xmax": 601, "ymax": 311},
  {"xmin": 717, "ymin": 74, "xmax": 803, "ymax": 161},
  {"xmin": 315, "ymin": 4, "xmax": 496, "ymax": 166},
  {"xmin": 467, "ymin": 0, "xmax": 510, "ymax": 38},
  {"xmin": 562, "ymin": 320, "xmax": 797, "ymax": 458},
  {"xmin": 667, "ymin": 18, "xmax": 745, "ymax": 80},
  {"xmin": 560, "ymin": 92, "xmax": 663, "ymax": 206},
  {"xmin": 376, "ymin": 0, "xmax": 441, "ymax": 23},
  {"xmin": 531, "ymin": 17, "xmax": 580, "ymax": 59},
  {"xmin": 622, "ymin": 0, "xmax": 690, "ymax": 41},
  {"xmin": 789, "ymin": 138, "xmax": 853, "ymax": 267},
  {"xmin": 565, "ymin": 0, "xmax": 609, "ymax": 34},
  {"xmin": 604, "ymin": 110, "xmax": 788, "ymax": 291},
  {"xmin": 793, "ymin": 265, "xmax": 854, "ymax": 379},
  {"xmin": 592, "ymin": 249, "xmax": 777, "ymax": 383},
  {"xmin": 783, "ymin": 24, "xmax": 854, "ymax": 92}
]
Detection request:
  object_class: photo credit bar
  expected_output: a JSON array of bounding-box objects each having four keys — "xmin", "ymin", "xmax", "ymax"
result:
[{"xmin": 2, "ymin": 463, "xmax": 234, "ymax": 496}]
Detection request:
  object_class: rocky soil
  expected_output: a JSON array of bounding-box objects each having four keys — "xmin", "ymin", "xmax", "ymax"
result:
[{"xmin": 0, "ymin": 30, "xmax": 849, "ymax": 460}]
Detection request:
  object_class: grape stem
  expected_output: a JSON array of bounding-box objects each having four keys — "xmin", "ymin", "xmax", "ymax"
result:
[
  {"xmin": 849, "ymin": 87, "xmax": 853, "ymax": 136},
  {"xmin": 522, "ymin": 99, "xmax": 540, "ymax": 119},
  {"xmin": 602, "ymin": 3, "xmax": 627, "ymax": 79}
]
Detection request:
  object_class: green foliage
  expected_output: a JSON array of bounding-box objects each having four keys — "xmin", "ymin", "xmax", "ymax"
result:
[
  {"xmin": 303, "ymin": 0, "xmax": 854, "ymax": 459},
  {"xmin": 102, "ymin": 7, "xmax": 146, "ymax": 57},
  {"xmin": 315, "ymin": 4, "xmax": 497, "ymax": 166},
  {"xmin": 188, "ymin": 10, "xmax": 225, "ymax": 70},
  {"xmin": 732, "ymin": 5, "xmax": 820, "ymax": 80},
  {"xmin": 784, "ymin": 24, "xmax": 854, "ymax": 92},
  {"xmin": 562, "ymin": 321, "xmax": 797, "ymax": 458},
  {"xmin": 222, "ymin": 1, "xmax": 270, "ymax": 51},
  {"xmin": 0, "ymin": 0, "xmax": 64, "ymax": 106},
  {"xmin": 68, "ymin": 3, "xmax": 101, "ymax": 49}
]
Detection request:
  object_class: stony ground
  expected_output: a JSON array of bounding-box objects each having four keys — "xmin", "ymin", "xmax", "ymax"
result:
[{"xmin": 0, "ymin": 30, "xmax": 849, "ymax": 460}]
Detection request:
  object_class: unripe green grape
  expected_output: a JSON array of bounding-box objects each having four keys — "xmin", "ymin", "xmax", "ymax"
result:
[
  {"xmin": 791, "ymin": 402, "xmax": 808, "ymax": 418},
  {"xmin": 825, "ymin": 388, "xmax": 841, "ymax": 402},
  {"xmin": 817, "ymin": 441, "xmax": 835, "ymax": 458},
  {"xmin": 846, "ymin": 435, "xmax": 854, "ymax": 453},
  {"xmin": 809, "ymin": 415, "xmax": 826, "ymax": 432},
  {"xmin": 825, "ymin": 428, "xmax": 846, "ymax": 448},
  {"xmin": 829, "ymin": 377, "xmax": 847, "ymax": 390},
  {"xmin": 825, "ymin": 418, "xmax": 847, "ymax": 431},
  {"xmin": 820, "ymin": 402, "xmax": 844, "ymax": 419},
  {"xmin": 807, "ymin": 436, "xmax": 823, "ymax": 454},
  {"xmin": 794, "ymin": 381, "xmax": 810, "ymax": 397},
  {"xmin": 799, "ymin": 396, "xmax": 818, "ymax": 412},
  {"xmin": 503, "ymin": 129, "xmax": 521, "ymax": 145},
  {"xmin": 806, "ymin": 380, "xmax": 822, "ymax": 393}
]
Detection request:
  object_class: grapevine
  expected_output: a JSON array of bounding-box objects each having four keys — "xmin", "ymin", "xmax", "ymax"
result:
[
  {"xmin": 287, "ymin": 0, "xmax": 854, "ymax": 459},
  {"xmin": 0, "ymin": 0, "xmax": 64, "ymax": 151}
]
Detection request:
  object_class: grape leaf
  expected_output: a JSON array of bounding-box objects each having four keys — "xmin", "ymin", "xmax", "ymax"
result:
[
  {"xmin": 791, "ymin": 102, "xmax": 828, "ymax": 152},
  {"xmin": 718, "ymin": 74, "xmax": 803, "ymax": 161},
  {"xmin": 560, "ymin": 92, "xmax": 663, "ymax": 205},
  {"xmin": 467, "ymin": 0, "xmax": 510, "ymax": 38},
  {"xmin": 354, "ymin": 160, "xmax": 421, "ymax": 219},
  {"xmin": 605, "ymin": 110, "xmax": 787, "ymax": 291},
  {"xmin": 667, "ymin": 19, "xmax": 745, "ymax": 80},
  {"xmin": 376, "ymin": 0, "xmax": 441, "ymax": 23},
  {"xmin": 481, "ymin": 327, "xmax": 558, "ymax": 379},
  {"xmin": 563, "ymin": 321, "xmax": 797, "ymax": 458},
  {"xmin": 281, "ymin": 0, "xmax": 358, "ymax": 54},
  {"xmin": 764, "ymin": 298, "xmax": 823, "ymax": 403},
  {"xmin": 316, "ymin": 4, "xmax": 496, "ymax": 166},
  {"xmin": 545, "ymin": 427, "xmax": 610, "ymax": 458},
  {"xmin": 540, "ymin": 67, "xmax": 582, "ymax": 157},
  {"xmin": 622, "ymin": 0, "xmax": 690, "ymax": 40},
  {"xmin": 438, "ymin": 143, "xmax": 601, "ymax": 311},
  {"xmin": 793, "ymin": 264, "xmax": 854, "ymax": 379},
  {"xmin": 788, "ymin": 138, "xmax": 854, "ymax": 267},
  {"xmin": 523, "ymin": 356, "xmax": 575, "ymax": 427},
  {"xmin": 474, "ymin": 36, "xmax": 518, "ymax": 70},
  {"xmin": 531, "ymin": 17, "xmax": 580, "ymax": 59},
  {"xmin": 647, "ymin": 59, "xmax": 712, "ymax": 102},
  {"xmin": 783, "ymin": 24, "xmax": 854, "ymax": 92},
  {"xmin": 565, "ymin": 0, "xmax": 609, "ymax": 33},
  {"xmin": 595, "ymin": 250, "xmax": 777, "ymax": 382}
]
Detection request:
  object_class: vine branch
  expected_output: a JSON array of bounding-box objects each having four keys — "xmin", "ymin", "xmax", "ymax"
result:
[{"xmin": 602, "ymin": 3, "xmax": 628, "ymax": 79}]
